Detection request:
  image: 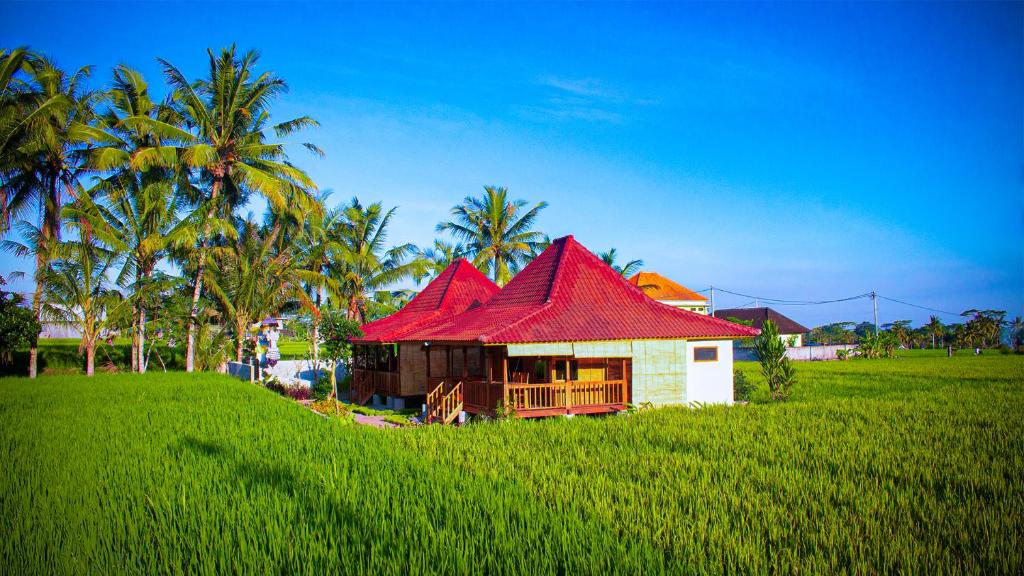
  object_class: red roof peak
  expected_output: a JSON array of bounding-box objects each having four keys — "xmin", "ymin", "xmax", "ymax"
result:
[
  {"xmin": 353, "ymin": 258, "xmax": 499, "ymax": 343},
  {"xmin": 408, "ymin": 235, "xmax": 759, "ymax": 343}
]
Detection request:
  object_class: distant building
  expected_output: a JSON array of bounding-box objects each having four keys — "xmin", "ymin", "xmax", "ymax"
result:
[
  {"xmin": 713, "ymin": 307, "xmax": 809, "ymax": 347},
  {"xmin": 627, "ymin": 271, "xmax": 709, "ymax": 314}
]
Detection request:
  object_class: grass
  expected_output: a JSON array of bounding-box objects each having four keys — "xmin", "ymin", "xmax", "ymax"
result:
[{"xmin": 1, "ymin": 355, "xmax": 1022, "ymax": 574}]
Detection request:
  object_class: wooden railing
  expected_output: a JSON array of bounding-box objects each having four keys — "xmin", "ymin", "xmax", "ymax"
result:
[
  {"xmin": 425, "ymin": 380, "xmax": 463, "ymax": 425},
  {"xmin": 505, "ymin": 380, "xmax": 627, "ymax": 414},
  {"xmin": 350, "ymin": 368, "xmax": 399, "ymax": 404},
  {"xmin": 463, "ymin": 379, "xmax": 501, "ymax": 413}
]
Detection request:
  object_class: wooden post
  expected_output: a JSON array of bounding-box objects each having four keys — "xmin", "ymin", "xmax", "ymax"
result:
[
  {"xmin": 426, "ymin": 344, "xmax": 431, "ymax": 379},
  {"xmin": 462, "ymin": 346, "xmax": 468, "ymax": 379},
  {"xmin": 565, "ymin": 359, "xmax": 572, "ymax": 412},
  {"xmin": 502, "ymin": 351, "xmax": 509, "ymax": 408}
]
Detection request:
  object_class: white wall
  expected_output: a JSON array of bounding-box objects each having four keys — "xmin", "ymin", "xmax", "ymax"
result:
[{"xmin": 683, "ymin": 340, "xmax": 734, "ymax": 405}]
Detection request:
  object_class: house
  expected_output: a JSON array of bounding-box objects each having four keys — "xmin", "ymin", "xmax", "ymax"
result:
[
  {"xmin": 713, "ymin": 307, "xmax": 809, "ymax": 347},
  {"xmin": 351, "ymin": 236, "xmax": 758, "ymax": 422},
  {"xmin": 350, "ymin": 259, "xmax": 499, "ymax": 406},
  {"xmin": 627, "ymin": 271, "xmax": 710, "ymax": 314}
]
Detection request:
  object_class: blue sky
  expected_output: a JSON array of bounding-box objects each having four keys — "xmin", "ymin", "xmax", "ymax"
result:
[{"xmin": 2, "ymin": 1, "xmax": 1021, "ymax": 327}]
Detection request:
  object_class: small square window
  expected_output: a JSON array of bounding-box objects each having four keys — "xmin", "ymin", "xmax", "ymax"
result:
[{"xmin": 694, "ymin": 347, "xmax": 718, "ymax": 362}]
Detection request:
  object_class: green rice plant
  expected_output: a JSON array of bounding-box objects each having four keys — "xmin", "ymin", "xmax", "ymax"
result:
[{"xmin": 0, "ymin": 355, "xmax": 1022, "ymax": 574}]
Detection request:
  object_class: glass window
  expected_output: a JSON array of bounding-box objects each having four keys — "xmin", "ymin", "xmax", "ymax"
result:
[{"xmin": 694, "ymin": 346, "xmax": 718, "ymax": 362}]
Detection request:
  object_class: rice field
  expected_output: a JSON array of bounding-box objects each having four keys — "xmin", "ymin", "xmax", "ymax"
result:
[{"xmin": 1, "ymin": 355, "xmax": 1021, "ymax": 574}]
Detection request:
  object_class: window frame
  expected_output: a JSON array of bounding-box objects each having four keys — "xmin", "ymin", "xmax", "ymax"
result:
[{"xmin": 693, "ymin": 346, "xmax": 719, "ymax": 363}]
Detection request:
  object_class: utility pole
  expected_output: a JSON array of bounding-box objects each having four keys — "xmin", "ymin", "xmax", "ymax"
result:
[
  {"xmin": 871, "ymin": 291, "xmax": 878, "ymax": 335},
  {"xmin": 710, "ymin": 286, "xmax": 715, "ymax": 316}
]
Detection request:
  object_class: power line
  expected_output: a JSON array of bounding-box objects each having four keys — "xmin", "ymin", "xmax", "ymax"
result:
[
  {"xmin": 711, "ymin": 287, "xmax": 872, "ymax": 306},
  {"xmin": 875, "ymin": 295, "xmax": 961, "ymax": 317}
]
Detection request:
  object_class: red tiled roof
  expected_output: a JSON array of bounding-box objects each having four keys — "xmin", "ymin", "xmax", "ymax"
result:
[
  {"xmin": 627, "ymin": 271, "xmax": 708, "ymax": 302},
  {"xmin": 407, "ymin": 236, "xmax": 759, "ymax": 343},
  {"xmin": 353, "ymin": 259, "xmax": 499, "ymax": 343}
]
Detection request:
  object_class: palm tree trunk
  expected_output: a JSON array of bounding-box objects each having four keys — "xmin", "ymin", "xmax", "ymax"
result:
[
  {"xmin": 131, "ymin": 302, "xmax": 139, "ymax": 372},
  {"xmin": 186, "ymin": 176, "xmax": 222, "ymax": 373},
  {"xmin": 29, "ymin": 266, "xmax": 42, "ymax": 378},
  {"xmin": 138, "ymin": 306, "xmax": 147, "ymax": 373},
  {"xmin": 312, "ymin": 288, "xmax": 321, "ymax": 363},
  {"xmin": 236, "ymin": 318, "xmax": 246, "ymax": 363},
  {"xmin": 86, "ymin": 342, "xmax": 95, "ymax": 376}
]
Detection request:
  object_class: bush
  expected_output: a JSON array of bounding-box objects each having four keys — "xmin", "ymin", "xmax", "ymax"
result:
[
  {"xmin": 733, "ymin": 369, "xmax": 755, "ymax": 402},
  {"xmin": 754, "ymin": 320, "xmax": 796, "ymax": 401},
  {"xmin": 836, "ymin": 349, "xmax": 849, "ymax": 361},
  {"xmin": 312, "ymin": 372, "xmax": 333, "ymax": 401},
  {"xmin": 998, "ymin": 345, "xmax": 1012, "ymax": 355}
]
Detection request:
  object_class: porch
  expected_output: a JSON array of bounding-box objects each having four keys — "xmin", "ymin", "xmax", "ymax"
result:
[
  {"xmin": 423, "ymin": 343, "xmax": 631, "ymax": 421},
  {"xmin": 351, "ymin": 344, "xmax": 400, "ymax": 404}
]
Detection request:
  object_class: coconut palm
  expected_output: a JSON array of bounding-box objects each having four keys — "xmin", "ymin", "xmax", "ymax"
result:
[
  {"xmin": 329, "ymin": 197, "xmax": 422, "ymax": 322},
  {"xmin": 925, "ymin": 315, "xmax": 944, "ymax": 349},
  {"xmin": 0, "ymin": 56, "xmax": 109, "ymax": 377},
  {"xmin": 417, "ymin": 239, "xmax": 468, "ymax": 281},
  {"xmin": 159, "ymin": 45, "xmax": 322, "ymax": 372},
  {"xmin": 436, "ymin": 186, "xmax": 547, "ymax": 285},
  {"xmin": 598, "ymin": 248, "xmax": 644, "ymax": 278},
  {"xmin": 38, "ymin": 198, "xmax": 128, "ymax": 376},
  {"xmin": 91, "ymin": 65, "xmax": 193, "ymax": 372}
]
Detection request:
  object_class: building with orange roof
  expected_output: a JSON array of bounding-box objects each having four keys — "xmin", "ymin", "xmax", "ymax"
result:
[
  {"xmin": 351, "ymin": 236, "xmax": 758, "ymax": 423},
  {"xmin": 627, "ymin": 271, "xmax": 709, "ymax": 314}
]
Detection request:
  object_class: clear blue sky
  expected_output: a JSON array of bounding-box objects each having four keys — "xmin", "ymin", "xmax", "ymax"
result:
[{"xmin": 2, "ymin": 1, "xmax": 1021, "ymax": 327}]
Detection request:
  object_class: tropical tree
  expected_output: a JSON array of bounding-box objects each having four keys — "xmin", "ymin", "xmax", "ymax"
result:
[
  {"xmin": 417, "ymin": 239, "xmax": 467, "ymax": 281},
  {"xmin": 0, "ymin": 271, "xmax": 40, "ymax": 366},
  {"xmin": 159, "ymin": 45, "xmax": 321, "ymax": 372},
  {"xmin": 91, "ymin": 64, "xmax": 190, "ymax": 372},
  {"xmin": 1009, "ymin": 316, "xmax": 1024, "ymax": 349},
  {"xmin": 38, "ymin": 200, "xmax": 128, "ymax": 375},
  {"xmin": 0, "ymin": 56, "xmax": 108, "ymax": 377},
  {"xmin": 330, "ymin": 197, "xmax": 422, "ymax": 322},
  {"xmin": 882, "ymin": 320, "xmax": 912, "ymax": 348},
  {"xmin": 753, "ymin": 319, "xmax": 795, "ymax": 400},
  {"xmin": 436, "ymin": 186, "xmax": 547, "ymax": 285},
  {"xmin": 598, "ymin": 248, "xmax": 643, "ymax": 278},
  {"xmin": 925, "ymin": 315, "xmax": 944, "ymax": 349},
  {"xmin": 205, "ymin": 218, "xmax": 320, "ymax": 362}
]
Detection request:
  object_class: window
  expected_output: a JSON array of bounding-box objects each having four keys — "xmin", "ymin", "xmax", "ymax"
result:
[{"xmin": 694, "ymin": 346, "xmax": 718, "ymax": 362}]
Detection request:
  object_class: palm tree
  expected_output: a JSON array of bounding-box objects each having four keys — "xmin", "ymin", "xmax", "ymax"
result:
[
  {"xmin": 92, "ymin": 65, "xmax": 190, "ymax": 373},
  {"xmin": 330, "ymin": 197, "xmax": 422, "ymax": 322},
  {"xmin": 925, "ymin": 315, "xmax": 944, "ymax": 349},
  {"xmin": 0, "ymin": 56, "xmax": 108, "ymax": 377},
  {"xmin": 159, "ymin": 46, "xmax": 322, "ymax": 372},
  {"xmin": 598, "ymin": 248, "xmax": 643, "ymax": 278},
  {"xmin": 1009, "ymin": 316, "xmax": 1024, "ymax": 349},
  {"xmin": 205, "ymin": 218, "xmax": 320, "ymax": 362},
  {"xmin": 38, "ymin": 198, "xmax": 128, "ymax": 376},
  {"xmin": 437, "ymin": 186, "xmax": 547, "ymax": 285},
  {"xmin": 418, "ymin": 239, "xmax": 467, "ymax": 281}
]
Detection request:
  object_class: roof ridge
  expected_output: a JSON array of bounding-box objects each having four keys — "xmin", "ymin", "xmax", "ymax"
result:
[
  {"xmin": 544, "ymin": 236, "xmax": 571, "ymax": 303},
  {"xmin": 433, "ymin": 259, "xmax": 461, "ymax": 309}
]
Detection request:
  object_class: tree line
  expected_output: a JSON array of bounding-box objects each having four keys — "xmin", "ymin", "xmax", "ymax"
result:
[
  {"xmin": 1, "ymin": 46, "xmax": 647, "ymax": 377},
  {"xmin": 808, "ymin": 311, "xmax": 1023, "ymax": 351}
]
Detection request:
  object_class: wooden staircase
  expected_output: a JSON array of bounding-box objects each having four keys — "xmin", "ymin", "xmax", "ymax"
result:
[{"xmin": 425, "ymin": 380, "xmax": 463, "ymax": 425}]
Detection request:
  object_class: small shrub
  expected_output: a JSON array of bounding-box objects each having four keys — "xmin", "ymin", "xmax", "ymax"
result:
[
  {"xmin": 755, "ymin": 320, "xmax": 796, "ymax": 401},
  {"xmin": 312, "ymin": 372, "xmax": 333, "ymax": 401},
  {"xmin": 383, "ymin": 414, "xmax": 415, "ymax": 427},
  {"xmin": 285, "ymin": 386, "xmax": 312, "ymax": 401},
  {"xmin": 733, "ymin": 369, "xmax": 755, "ymax": 402},
  {"xmin": 998, "ymin": 345, "xmax": 1011, "ymax": 355},
  {"xmin": 494, "ymin": 399, "xmax": 517, "ymax": 420},
  {"xmin": 836, "ymin": 349, "xmax": 849, "ymax": 361}
]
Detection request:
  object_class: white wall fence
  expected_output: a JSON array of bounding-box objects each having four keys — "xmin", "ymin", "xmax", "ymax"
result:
[
  {"xmin": 226, "ymin": 359, "xmax": 347, "ymax": 387},
  {"xmin": 735, "ymin": 344, "xmax": 857, "ymax": 362}
]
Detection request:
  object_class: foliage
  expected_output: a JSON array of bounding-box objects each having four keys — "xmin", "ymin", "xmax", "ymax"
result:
[
  {"xmin": 753, "ymin": 319, "xmax": 795, "ymax": 400},
  {"xmin": 311, "ymin": 372, "xmax": 333, "ymax": 402},
  {"xmin": 725, "ymin": 316, "xmax": 754, "ymax": 327},
  {"xmin": 437, "ymin": 186, "xmax": 547, "ymax": 285},
  {"xmin": 732, "ymin": 368, "xmax": 755, "ymax": 401},
  {"xmin": 597, "ymin": 248, "xmax": 643, "ymax": 278},
  {"xmin": 1, "ymin": 359, "xmax": 1023, "ymax": 573},
  {"xmin": 835, "ymin": 348, "xmax": 849, "ymax": 361},
  {"xmin": 0, "ymin": 284, "xmax": 40, "ymax": 367}
]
